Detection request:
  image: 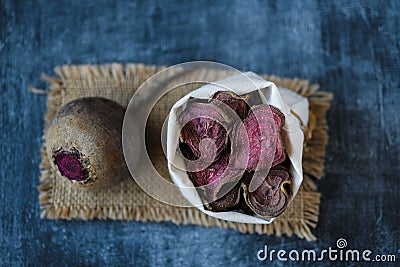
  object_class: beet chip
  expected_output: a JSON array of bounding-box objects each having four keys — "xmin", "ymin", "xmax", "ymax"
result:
[
  {"xmin": 270, "ymin": 106, "xmax": 286, "ymax": 166},
  {"xmin": 242, "ymin": 167, "xmax": 293, "ymax": 218},
  {"xmin": 232, "ymin": 104, "xmax": 286, "ymax": 171},
  {"xmin": 207, "ymin": 184, "xmax": 241, "ymax": 212},
  {"xmin": 232, "ymin": 105, "xmax": 275, "ymax": 171},
  {"xmin": 178, "ymin": 102, "xmax": 229, "ymax": 161},
  {"xmin": 188, "ymin": 151, "xmax": 242, "ymax": 209},
  {"xmin": 212, "ymin": 91, "xmax": 250, "ymax": 121}
]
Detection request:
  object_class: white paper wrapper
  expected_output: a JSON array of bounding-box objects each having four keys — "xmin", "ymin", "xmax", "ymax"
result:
[{"xmin": 167, "ymin": 72, "xmax": 308, "ymax": 224}]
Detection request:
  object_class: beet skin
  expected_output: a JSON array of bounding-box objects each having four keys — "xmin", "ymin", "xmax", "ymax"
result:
[{"xmin": 46, "ymin": 97, "xmax": 127, "ymax": 189}]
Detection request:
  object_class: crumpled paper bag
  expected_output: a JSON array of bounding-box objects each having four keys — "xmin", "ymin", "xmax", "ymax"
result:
[{"xmin": 167, "ymin": 72, "xmax": 308, "ymax": 224}]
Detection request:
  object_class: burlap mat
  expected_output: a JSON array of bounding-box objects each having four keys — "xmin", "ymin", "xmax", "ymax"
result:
[{"xmin": 37, "ymin": 63, "xmax": 333, "ymax": 241}]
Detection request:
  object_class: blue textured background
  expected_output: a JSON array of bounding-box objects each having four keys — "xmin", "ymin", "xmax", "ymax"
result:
[{"xmin": 1, "ymin": 0, "xmax": 399, "ymax": 266}]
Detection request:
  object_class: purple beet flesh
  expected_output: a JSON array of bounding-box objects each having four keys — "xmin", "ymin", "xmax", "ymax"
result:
[
  {"xmin": 212, "ymin": 91, "xmax": 250, "ymax": 120},
  {"xmin": 243, "ymin": 167, "xmax": 292, "ymax": 218},
  {"xmin": 189, "ymin": 150, "xmax": 241, "ymax": 208},
  {"xmin": 54, "ymin": 151, "xmax": 86, "ymax": 181},
  {"xmin": 178, "ymin": 102, "xmax": 229, "ymax": 161}
]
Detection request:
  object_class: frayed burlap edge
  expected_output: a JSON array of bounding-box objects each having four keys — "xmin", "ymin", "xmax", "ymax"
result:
[{"xmin": 37, "ymin": 63, "xmax": 333, "ymax": 241}]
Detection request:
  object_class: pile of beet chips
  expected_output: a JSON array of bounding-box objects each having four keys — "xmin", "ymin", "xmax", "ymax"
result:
[{"xmin": 178, "ymin": 91, "xmax": 293, "ymax": 218}]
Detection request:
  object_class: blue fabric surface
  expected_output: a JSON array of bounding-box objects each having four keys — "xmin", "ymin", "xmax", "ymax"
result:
[{"xmin": 1, "ymin": 0, "xmax": 399, "ymax": 266}]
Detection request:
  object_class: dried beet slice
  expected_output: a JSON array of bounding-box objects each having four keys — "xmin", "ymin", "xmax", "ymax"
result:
[
  {"xmin": 178, "ymin": 102, "xmax": 229, "ymax": 162},
  {"xmin": 211, "ymin": 91, "xmax": 250, "ymax": 121},
  {"xmin": 207, "ymin": 184, "xmax": 241, "ymax": 212},
  {"xmin": 270, "ymin": 106, "xmax": 286, "ymax": 167},
  {"xmin": 188, "ymin": 150, "xmax": 242, "ymax": 208},
  {"xmin": 178, "ymin": 142, "xmax": 198, "ymax": 161},
  {"xmin": 231, "ymin": 104, "xmax": 286, "ymax": 171},
  {"xmin": 272, "ymin": 134, "xmax": 286, "ymax": 167},
  {"xmin": 232, "ymin": 105, "xmax": 277, "ymax": 171},
  {"xmin": 270, "ymin": 105, "xmax": 285, "ymax": 128},
  {"xmin": 242, "ymin": 167, "xmax": 293, "ymax": 218}
]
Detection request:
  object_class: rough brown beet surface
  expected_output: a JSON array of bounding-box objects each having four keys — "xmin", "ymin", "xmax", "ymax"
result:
[
  {"xmin": 45, "ymin": 97, "xmax": 126, "ymax": 189},
  {"xmin": 211, "ymin": 91, "xmax": 250, "ymax": 121},
  {"xmin": 242, "ymin": 166, "xmax": 292, "ymax": 218},
  {"xmin": 178, "ymin": 102, "xmax": 229, "ymax": 161}
]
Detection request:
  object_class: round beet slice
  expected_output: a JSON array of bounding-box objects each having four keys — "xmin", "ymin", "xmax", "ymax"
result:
[
  {"xmin": 242, "ymin": 167, "xmax": 293, "ymax": 218},
  {"xmin": 188, "ymin": 150, "xmax": 242, "ymax": 209},
  {"xmin": 178, "ymin": 102, "xmax": 229, "ymax": 162},
  {"xmin": 211, "ymin": 91, "xmax": 250, "ymax": 121},
  {"xmin": 232, "ymin": 104, "xmax": 286, "ymax": 172}
]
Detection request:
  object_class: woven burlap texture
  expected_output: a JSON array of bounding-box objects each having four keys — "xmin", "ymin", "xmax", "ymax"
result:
[{"xmin": 37, "ymin": 63, "xmax": 333, "ymax": 241}]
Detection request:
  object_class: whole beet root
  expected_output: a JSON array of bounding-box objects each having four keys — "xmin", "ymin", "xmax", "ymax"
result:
[{"xmin": 45, "ymin": 97, "xmax": 127, "ymax": 189}]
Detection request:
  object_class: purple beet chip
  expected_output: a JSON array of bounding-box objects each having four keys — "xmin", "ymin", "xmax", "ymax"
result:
[
  {"xmin": 211, "ymin": 91, "xmax": 250, "ymax": 121},
  {"xmin": 270, "ymin": 105, "xmax": 285, "ymax": 128},
  {"xmin": 272, "ymin": 135, "xmax": 286, "ymax": 167},
  {"xmin": 54, "ymin": 150, "xmax": 87, "ymax": 181},
  {"xmin": 243, "ymin": 166, "xmax": 293, "ymax": 218},
  {"xmin": 232, "ymin": 104, "xmax": 286, "ymax": 171},
  {"xmin": 207, "ymin": 184, "xmax": 241, "ymax": 211},
  {"xmin": 232, "ymin": 105, "xmax": 276, "ymax": 171},
  {"xmin": 178, "ymin": 102, "xmax": 229, "ymax": 162},
  {"xmin": 188, "ymin": 150, "xmax": 242, "ymax": 207},
  {"xmin": 270, "ymin": 106, "xmax": 286, "ymax": 166}
]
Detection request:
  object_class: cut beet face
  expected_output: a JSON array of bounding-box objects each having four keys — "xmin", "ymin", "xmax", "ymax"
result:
[
  {"xmin": 242, "ymin": 166, "xmax": 293, "ymax": 218},
  {"xmin": 211, "ymin": 91, "xmax": 250, "ymax": 121},
  {"xmin": 54, "ymin": 150, "xmax": 87, "ymax": 181},
  {"xmin": 188, "ymin": 150, "xmax": 242, "ymax": 209},
  {"xmin": 178, "ymin": 102, "xmax": 229, "ymax": 162}
]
